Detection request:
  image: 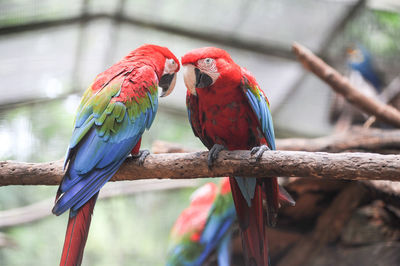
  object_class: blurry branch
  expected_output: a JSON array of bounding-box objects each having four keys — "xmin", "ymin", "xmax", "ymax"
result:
[
  {"xmin": 0, "ymin": 13, "xmax": 294, "ymax": 60},
  {"xmin": 2, "ymin": 150, "xmax": 400, "ymax": 186},
  {"xmin": 276, "ymin": 127, "xmax": 400, "ymax": 153},
  {"xmin": 0, "ymin": 179, "xmax": 197, "ymax": 229},
  {"xmin": 0, "ymin": 232, "xmax": 16, "ymax": 248},
  {"xmin": 271, "ymin": 0, "xmax": 365, "ymax": 113},
  {"xmin": 277, "ymin": 182, "xmax": 370, "ymax": 266},
  {"xmin": 379, "ymin": 75, "xmax": 400, "ymax": 103},
  {"xmin": 364, "ymin": 75, "xmax": 400, "ymax": 128},
  {"xmin": 292, "ymin": 42, "xmax": 400, "ymax": 128},
  {"xmin": 154, "ymin": 127, "xmax": 400, "ymax": 154}
]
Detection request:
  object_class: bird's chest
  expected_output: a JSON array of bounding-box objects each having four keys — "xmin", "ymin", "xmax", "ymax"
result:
[{"xmin": 196, "ymin": 90, "xmax": 260, "ymax": 149}]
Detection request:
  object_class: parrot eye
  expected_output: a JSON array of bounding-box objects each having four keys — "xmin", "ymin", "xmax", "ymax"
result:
[
  {"xmin": 164, "ymin": 58, "xmax": 178, "ymax": 74},
  {"xmin": 204, "ymin": 58, "xmax": 213, "ymax": 65},
  {"xmin": 198, "ymin": 58, "xmax": 217, "ymax": 72}
]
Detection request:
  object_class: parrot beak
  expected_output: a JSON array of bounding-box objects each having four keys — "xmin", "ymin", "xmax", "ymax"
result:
[
  {"xmin": 159, "ymin": 73, "xmax": 177, "ymax": 97},
  {"xmin": 194, "ymin": 68, "xmax": 213, "ymax": 88},
  {"xmin": 183, "ymin": 64, "xmax": 214, "ymax": 96},
  {"xmin": 183, "ymin": 64, "xmax": 197, "ymax": 95}
]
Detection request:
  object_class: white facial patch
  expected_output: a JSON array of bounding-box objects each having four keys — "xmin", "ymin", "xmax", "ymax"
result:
[
  {"xmin": 197, "ymin": 58, "xmax": 220, "ymax": 83},
  {"xmin": 163, "ymin": 58, "xmax": 178, "ymax": 75}
]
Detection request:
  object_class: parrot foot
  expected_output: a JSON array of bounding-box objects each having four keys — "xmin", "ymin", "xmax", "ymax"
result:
[
  {"xmin": 132, "ymin": 150, "xmax": 150, "ymax": 166},
  {"xmin": 250, "ymin": 145, "xmax": 270, "ymax": 161},
  {"xmin": 208, "ymin": 144, "xmax": 226, "ymax": 169}
]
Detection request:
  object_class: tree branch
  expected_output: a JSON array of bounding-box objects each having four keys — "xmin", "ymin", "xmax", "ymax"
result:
[
  {"xmin": 154, "ymin": 127, "xmax": 400, "ymax": 154},
  {"xmin": 292, "ymin": 42, "xmax": 400, "ymax": 128},
  {"xmin": 0, "ymin": 179, "xmax": 198, "ymax": 228},
  {"xmin": 1, "ymin": 150, "xmax": 400, "ymax": 186},
  {"xmin": 276, "ymin": 127, "xmax": 400, "ymax": 153}
]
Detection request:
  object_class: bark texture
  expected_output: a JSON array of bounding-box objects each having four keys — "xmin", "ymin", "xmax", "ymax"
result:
[{"xmin": 1, "ymin": 150, "xmax": 400, "ymax": 186}]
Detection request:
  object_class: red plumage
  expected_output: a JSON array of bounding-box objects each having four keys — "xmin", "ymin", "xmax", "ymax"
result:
[
  {"xmin": 59, "ymin": 194, "xmax": 97, "ymax": 266},
  {"xmin": 183, "ymin": 47, "xmax": 279, "ymax": 266},
  {"xmin": 54, "ymin": 44, "xmax": 180, "ymax": 266}
]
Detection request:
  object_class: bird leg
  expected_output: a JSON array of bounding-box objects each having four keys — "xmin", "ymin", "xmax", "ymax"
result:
[
  {"xmin": 208, "ymin": 144, "xmax": 226, "ymax": 169},
  {"xmin": 131, "ymin": 149, "xmax": 150, "ymax": 166},
  {"xmin": 250, "ymin": 145, "xmax": 270, "ymax": 161}
]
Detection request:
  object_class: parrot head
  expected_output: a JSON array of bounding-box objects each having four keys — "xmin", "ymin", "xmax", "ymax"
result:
[
  {"xmin": 346, "ymin": 44, "xmax": 372, "ymax": 67},
  {"xmin": 181, "ymin": 47, "xmax": 241, "ymax": 95},
  {"xmin": 125, "ymin": 44, "xmax": 180, "ymax": 97}
]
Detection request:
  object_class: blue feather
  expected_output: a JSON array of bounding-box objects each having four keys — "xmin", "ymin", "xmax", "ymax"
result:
[
  {"xmin": 217, "ymin": 231, "xmax": 232, "ymax": 266},
  {"xmin": 348, "ymin": 46, "xmax": 383, "ymax": 91},
  {"xmin": 234, "ymin": 176, "xmax": 257, "ymax": 207},
  {"xmin": 54, "ymin": 95, "xmax": 156, "ymax": 217},
  {"xmin": 244, "ymin": 85, "xmax": 276, "ymax": 150}
]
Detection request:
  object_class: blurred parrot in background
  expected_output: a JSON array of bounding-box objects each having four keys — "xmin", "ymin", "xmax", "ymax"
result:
[
  {"xmin": 347, "ymin": 45, "xmax": 384, "ymax": 94},
  {"xmin": 167, "ymin": 177, "xmax": 235, "ymax": 266},
  {"xmin": 331, "ymin": 45, "xmax": 385, "ymax": 129},
  {"xmin": 182, "ymin": 47, "xmax": 283, "ymax": 266},
  {"xmin": 167, "ymin": 178, "xmax": 294, "ymax": 266},
  {"xmin": 52, "ymin": 44, "xmax": 179, "ymax": 266}
]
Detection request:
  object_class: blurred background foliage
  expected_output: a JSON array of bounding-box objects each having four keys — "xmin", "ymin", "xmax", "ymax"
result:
[{"xmin": 0, "ymin": 0, "xmax": 399, "ymax": 265}]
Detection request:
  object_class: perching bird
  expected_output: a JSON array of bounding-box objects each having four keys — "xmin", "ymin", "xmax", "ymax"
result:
[
  {"xmin": 347, "ymin": 45, "xmax": 383, "ymax": 93},
  {"xmin": 182, "ymin": 47, "xmax": 280, "ymax": 266},
  {"xmin": 167, "ymin": 178, "xmax": 294, "ymax": 266},
  {"xmin": 167, "ymin": 177, "xmax": 235, "ymax": 266},
  {"xmin": 52, "ymin": 44, "xmax": 179, "ymax": 266}
]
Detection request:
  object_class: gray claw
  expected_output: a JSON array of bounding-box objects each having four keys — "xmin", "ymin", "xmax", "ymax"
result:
[
  {"xmin": 208, "ymin": 144, "xmax": 226, "ymax": 169},
  {"xmin": 250, "ymin": 145, "xmax": 270, "ymax": 161},
  {"xmin": 132, "ymin": 150, "xmax": 150, "ymax": 166}
]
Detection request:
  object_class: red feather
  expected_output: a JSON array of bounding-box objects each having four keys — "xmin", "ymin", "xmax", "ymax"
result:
[
  {"xmin": 230, "ymin": 178, "xmax": 269, "ymax": 265},
  {"xmin": 183, "ymin": 47, "xmax": 279, "ymax": 266},
  {"xmin": 131, "ymin": 137, "xmax": 142, "ymax": 156},
  {"xmin": 60, "ymin": 194, "xmax": 97, "ymax": 266},
  {"xmin": 54, "ymin": 44, "xmax": 180, "ymax": 265}
]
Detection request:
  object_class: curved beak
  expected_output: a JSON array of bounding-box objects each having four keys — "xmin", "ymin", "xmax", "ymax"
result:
[
  {"xmin": 194, "ymin": 68, "xmax": 213, "ymax": 88},
  {"xmin": 159, "ymin": 73, "xmax": 177, "ymax": 97},
  {"xmin": 183, "ymin": 65, "xmax": 214, "ymax": 95}
]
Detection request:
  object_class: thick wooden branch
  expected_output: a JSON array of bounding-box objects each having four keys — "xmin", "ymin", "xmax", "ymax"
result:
[
  {"xmin": 292, "ymin": 42, "xmax": 400, "ymax": 128},
  {"xmin": 1, "ymin": 150, "xmax": 400, "ymax": 186}
]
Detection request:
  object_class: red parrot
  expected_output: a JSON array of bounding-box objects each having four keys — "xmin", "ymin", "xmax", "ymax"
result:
[
  {"xmin": 167, "ymin": 178, "xmax": 294, "ymax": 266},
  {"xmin": 182, "ymin": 47, "xmax": 280, "ymax": 266},
  {"xmin": 52, "ymin": 44, "xmax": 179, "ymax": 266},
  {"xmin": 167, "ymin": 177, "xmax": 235, "ymax": 266}
]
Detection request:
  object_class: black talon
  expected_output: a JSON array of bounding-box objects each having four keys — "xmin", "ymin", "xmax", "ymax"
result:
[
  {"xmin": 208, "ymin": 144, "xmax": 226, "ymax": 169},
  {"xmin": 250, "ymin": 145, "xmax": 270, "ymax": 161},
  {"xmin": 132, "ymin": 150, "xmax": 150, "ymax": 166}
]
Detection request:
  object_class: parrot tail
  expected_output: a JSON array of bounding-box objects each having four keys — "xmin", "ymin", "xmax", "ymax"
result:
[
  {"xmin": 59, "ymin": 193, "xmax": 98, "ymax": 266},
  {"xmin": 229, "ymin": 177, "xmax": 270, "ymax": 266},
  {"xmin": 263, "ymin": 178, "xmax": 280, "ymax": 227}
]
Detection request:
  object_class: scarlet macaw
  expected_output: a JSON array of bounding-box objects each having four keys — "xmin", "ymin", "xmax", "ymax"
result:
[
  {"xmin": 167, "ymin": 177, "xmax": 235, "ymax": 266},
  {"xmin": 182, "ymin": 47, "xmax": 279, "ymax": 266},
  {"xmin": 52, "ymin": 44, "xmax": 179, "ymax": 265},
  {"xmin": 167, "ymin": 179, "xmax": 294, "ymax": 266}
]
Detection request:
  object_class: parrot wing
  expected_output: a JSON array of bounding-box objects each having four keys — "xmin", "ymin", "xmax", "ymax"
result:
[
  {"xmin": 241, "ymin": 70, "xmax": 282, "ymax": 230},
  {"xmin": 167, "ymin": 178, "xmax": 236, "ymax": 266},
  {"xmin": 198, "ymin": 179, "xmax": 236, "ymax": 265},
  {"xmin": 240, "ymin": 70, "xmax": 276, "ymax": 151},
  {"xmin": 53, "ymin": 65, "xmax": 158, "ymax": 216}
]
